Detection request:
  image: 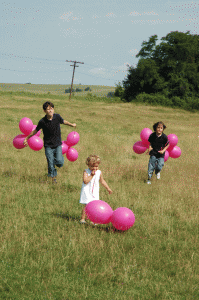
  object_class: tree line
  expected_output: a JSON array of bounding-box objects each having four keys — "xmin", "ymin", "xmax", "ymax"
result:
[{"xmin": 115, "ymin": 31, "xmax": 199, "ymax": 110}]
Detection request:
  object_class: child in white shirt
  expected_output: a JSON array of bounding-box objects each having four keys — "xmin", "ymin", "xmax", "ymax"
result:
[{"xmin": 79, "ymin": 155, "xmax": 112, "ymax": 223}]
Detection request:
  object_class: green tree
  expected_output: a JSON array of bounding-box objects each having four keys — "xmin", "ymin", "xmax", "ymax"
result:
[{"xmin": 122, "ymin": 30, "xmax": 199, "ymax": 105}]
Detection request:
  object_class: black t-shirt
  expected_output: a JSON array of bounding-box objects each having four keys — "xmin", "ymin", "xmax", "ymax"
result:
[
  {"xmin": 148, "ymin": 132, "xmax": 169, "ymax": 158},
  {"xmin": 36, "ymin": 114, "xmax": 64, "ymax": 148}
]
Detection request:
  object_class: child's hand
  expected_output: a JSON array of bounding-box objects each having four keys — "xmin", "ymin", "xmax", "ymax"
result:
[
  {"xmin": 158, "ymin": 150, "xmax": 164, "ymax": 154},
  {"xmin": 91, "ymin": 170, "xmax": 96, "ymax": 176},
  {"xmin": 23, "ymin": 138, "xmax": 28, "ymax": 147},
  {"xmin": 108, "ymin": 188, "xmax": 113, "ymax": 194},
  {"xmin": 73, "ymin": 123, "xmax": 76, "ymax": 128}
]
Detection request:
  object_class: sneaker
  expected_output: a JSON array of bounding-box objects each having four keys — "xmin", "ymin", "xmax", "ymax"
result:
[
  {"xmin": 156, "ymin": 172, "xmax": 160, "ymax": 180},
  {"xmin": 147, "ymin": 180, "xmax": 151, "ymax": 184},
  {"xmin": 52, "ymin": 178, "xmax": 57, "ymax": 184}
]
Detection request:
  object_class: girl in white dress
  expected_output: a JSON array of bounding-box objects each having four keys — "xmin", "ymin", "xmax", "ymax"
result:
[{"xmin": 79, "ymin": 155, "xmax": 113, "ymax": 223}]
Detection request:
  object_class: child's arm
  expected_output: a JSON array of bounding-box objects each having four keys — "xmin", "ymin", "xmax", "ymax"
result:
[
  {"xmin": 158, "ymin": 143, "xmax": 170, "ymax": 154},
  {"xmin": 83, "ymin": 170, "xmax": 95, "ymax": 184},
  {"xmin": 99, "ymin": 172, "xmax": 112, "ymax": 194},
  {"xmin": 146, "ymin": 144, "xmax": 153, "ymax": 155},
  {"xmin": 23, "ymin": 129, "xmax": 38, "ymax": 146},
  {"xmin": 63, "ymin": 120, "xmax": 76, "ymax": 128}
]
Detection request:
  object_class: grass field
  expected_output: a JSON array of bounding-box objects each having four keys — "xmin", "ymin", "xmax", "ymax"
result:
[
  {"xmin": 0, "ymin": 87, "xmax": 199, "ymax": 299},
  {"xmin": 0, "ymin": 83, "xmax": 115, "ymax": 98}
]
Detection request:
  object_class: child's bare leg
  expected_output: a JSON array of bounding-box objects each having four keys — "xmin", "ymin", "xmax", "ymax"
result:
[{"xmin": 80, "ymin": 205, "xmax": 86, "ymax": 222}]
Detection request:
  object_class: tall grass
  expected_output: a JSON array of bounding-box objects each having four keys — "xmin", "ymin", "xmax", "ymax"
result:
[{"xmin": 0, "ymin": 90, "xmax": 199, "ymax": 299}]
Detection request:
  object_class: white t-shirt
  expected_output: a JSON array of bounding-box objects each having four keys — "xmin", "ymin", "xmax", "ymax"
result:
[{"xmin": 79, "ymin": 168, "xmax": 101, "ymax": 204}]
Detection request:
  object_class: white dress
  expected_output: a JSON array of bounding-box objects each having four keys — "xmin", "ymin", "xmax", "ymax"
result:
[{"xmin": 79, "ymin": 169, "xmax": 101, "ymax": 204}]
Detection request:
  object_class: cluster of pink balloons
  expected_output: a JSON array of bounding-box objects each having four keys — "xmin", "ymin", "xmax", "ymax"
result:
[
  {"xmin": 85, "ymin": 200, "xmax": 135, "ymax": 231},
  {"xmin": 133, "ymin": 128, "xmax": 181, "ymax": 162},
  {"xmin": 166, "ymin": 134, "xmax": 181, "ymax": 160},
  {"xmin": 13, "ymin": 117, "xmax": 43, "ymax": 151},
  {"xmin": 61, "ymin": 131, "xmax": 79, "ymax": 162},
  {"xmin": 133, "ymin": 128, "xmax": 152, "ymax": 155}
]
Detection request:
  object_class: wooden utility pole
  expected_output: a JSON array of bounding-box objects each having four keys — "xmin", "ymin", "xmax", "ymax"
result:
[{"xmin": 66, "ymin": 60, "xmax": 84, "ymax": 100}]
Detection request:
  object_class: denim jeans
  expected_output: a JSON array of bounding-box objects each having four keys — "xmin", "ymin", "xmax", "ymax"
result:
[
  {"xmin": 148, "ymin": 156, "xmax": 164, "ymax": 179},
  {"xmin": 45, "ymin": 145, "xmax": 64, "ymax": 177}
]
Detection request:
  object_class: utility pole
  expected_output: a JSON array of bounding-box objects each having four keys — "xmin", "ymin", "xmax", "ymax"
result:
[{"xmin": 66, "ymin": 60, "xmax": 84, "ymax": 100}]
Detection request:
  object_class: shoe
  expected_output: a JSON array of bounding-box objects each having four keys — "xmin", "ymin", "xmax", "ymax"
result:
[
  {"xmin": 147, "ymin": 180, "xmax": 151, "ymax": 184},
  {"xmin": 80, "ymin": 220, "xmax": 86, "ymax": 224},
  {"xmin": 156, "ymin": 172, "xmax": 160, "ymax": 180}
]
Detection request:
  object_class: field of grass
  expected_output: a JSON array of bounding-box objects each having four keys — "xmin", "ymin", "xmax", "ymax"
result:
[
  {"xmin": 0, "ymin": 88, "xmax": 199, "ymax": 299},
  {"xmin": 0, "ymin": 83, "xmax": 115, "ymax": 98}
]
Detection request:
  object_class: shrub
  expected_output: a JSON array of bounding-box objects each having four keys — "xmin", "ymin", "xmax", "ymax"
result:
[
  {"xmin": 107, "ymin": 92, "xmax": 115, "ymax": 98},
  {"xmin": 114, "ymin": 82, "xmax": 124, "ymax": 98},
  {"xmin": 65, "ymin": 88, "xmax": 74, "ymax": 93},
  {"xmin": 171, "ymin": 96, "xmax": 185, "ymax": 108},
  {"xmin": 85, "ymin": 87, "xmax": 92, "ymax": 91}
]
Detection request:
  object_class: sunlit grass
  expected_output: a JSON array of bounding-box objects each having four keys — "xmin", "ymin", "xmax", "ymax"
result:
[
  {"xmin": 0, "ymin": 83, "xmax": 115, "ymax": 98},
  {"xmin": 0, "ymin": 90, "xmax": 198, "ymax": 299}
]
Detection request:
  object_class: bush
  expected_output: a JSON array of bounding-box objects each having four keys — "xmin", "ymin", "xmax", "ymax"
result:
[
  {"xmin": 107, "ymin": 92, "xmax": 115, "ymax": 98},
  {"xmin": 85, "ymin": 87, "xmax": 92, "ymax": 91},
  {"xmin": 171, "ymin": 96, "xmax": 185, "ymax": 108},
  {"xmin": 114, "ymin": 82, "xmax": 124, "ymax": 98},
  {"xmin": 75, "ymin": 88, "xmax": 82, "ymax": 92},
  {"xmin": 65, "ymin": 88, "xmax": 74, "ymax": 93}
]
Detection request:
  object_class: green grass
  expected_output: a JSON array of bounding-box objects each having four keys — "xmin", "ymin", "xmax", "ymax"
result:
[
  {"xmin": 0, "ymin": 83, "xmax": 116, "ymax": 98},
  {"xmin": 0, "ymin": 87, "xmax": 199, "ymax": 299}
]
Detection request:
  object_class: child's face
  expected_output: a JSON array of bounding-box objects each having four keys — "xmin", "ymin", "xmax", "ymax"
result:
[
  {"xmin": 45, "ymin": 106, "xmax": 54, "ymax": 118},
  {"xmin": 156, "ymin": 124, "xmax": 163, "ymax": 135},
  {"xmin": 89, "ymin": 163, "xmax": 99, "ymax": 171}
]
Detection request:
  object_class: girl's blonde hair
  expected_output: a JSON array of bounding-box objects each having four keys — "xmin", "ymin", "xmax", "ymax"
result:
[{"xmin": 86, "ymin": 155, "xmax": 101, "ymax": 166}]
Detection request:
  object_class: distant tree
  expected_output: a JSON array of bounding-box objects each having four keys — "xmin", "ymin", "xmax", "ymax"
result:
[
  {"xmin": 85, "ymin": 87, "xmax": 92, "ymax": 91},
  {"xmin": 75, "ymin": 88, "xmax": 82, "ymax": 92},
  {"xmin": 122, "ymin": 31, "xmax": 199, "ymax": 102},
  {"xmin": 107, "ymin": 91, "xmax": 115, "ymax": 98},
  {"xmin": 114, "ymin": 82, "xmax": 124, "ymax": 98},
  {"xmin": 65, "ymin": 88, "xmax": 74, "ymax": 93}
]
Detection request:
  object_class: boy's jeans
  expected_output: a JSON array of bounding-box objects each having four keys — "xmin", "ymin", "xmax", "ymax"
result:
[
  {"xmin": 45, "ymin": 145, "xmax": 64, "ymax": 177},
  {"xmin": 148, "ymin": 156, "xmax": 164, "ymax": 179}
]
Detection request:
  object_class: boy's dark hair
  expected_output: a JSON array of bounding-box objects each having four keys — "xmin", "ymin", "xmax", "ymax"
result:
[
  {"xmin": 153, "ymin": 121, "xmax": 166, "ymax": 131},
  {"xmin": 43, "ymin": 101, "xmax": 54, "ymax": 111}
]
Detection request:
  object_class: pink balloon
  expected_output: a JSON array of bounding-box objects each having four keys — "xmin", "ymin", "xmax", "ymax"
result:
[
  {"xmin": 167, "ymin": 134, "xmax": 178, "ymax": 148},
  {"xmin": 28, "ymin": 136, "xmax": 43, "ymax": 151},
  {"xmin": 66, "ymin": 131, "xmax": 80, "ymax": 147},
  {"xmin": 32, "ymin": 125, "xmax": 41, "ymax": 136},
  {"xmin": 168, "ymin": 146, "xmax": 181, "ymax": 159},
  {"xmin": 133, "ymin": 141, "xmax": 147, "ymax": 154},
  {"xmin": 85, "ymin": 200, "xmax": 113, "ymax": 224},
  {"xmin": 164, "ymin": 150, "xmax": 169, "ymax": 162},
  {"xmin": 66, "ymin": 147, "xmax": 78, "ymax": 161},
  {"xmin": 61, "ymin": 141, "xmax": 69, "ymax": 155},
  {"xmin": 140, "ymin": 128, "xmax": 153, "ymax": 144},
  {"xmin": 111, "ymin": 207, "xmax": 135, "ymax": 231},
  {"xmin": 13, "ymin": 134, "xmax": 27, "ymax": 149},
  {"xmin": 19, "ymin": 117, "xmax": 33, "ymax": 135}
]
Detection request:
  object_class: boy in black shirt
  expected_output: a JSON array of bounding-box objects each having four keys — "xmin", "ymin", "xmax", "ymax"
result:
[
  {"xmin": 146, "ymin": 121, "xmax": 169, "ymax": 184},
  {"xmin": 24, "ymin": 101, "xmax": 76, "ymax": 184}
]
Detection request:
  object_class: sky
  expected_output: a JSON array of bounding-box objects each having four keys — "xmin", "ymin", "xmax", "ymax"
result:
[{"xmin": 1, "ymin": 0, "xmax": 199, "ymax": 86}]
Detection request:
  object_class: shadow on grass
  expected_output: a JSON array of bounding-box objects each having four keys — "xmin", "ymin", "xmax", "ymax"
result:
[
  {"xmin": 52, "ymin": 211, "xmax": 126, "ymax": 234},
  {"xmin": 122, "ymin": 169, "xmax": 147, "ymax": 182}
]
